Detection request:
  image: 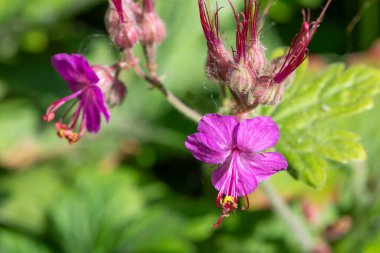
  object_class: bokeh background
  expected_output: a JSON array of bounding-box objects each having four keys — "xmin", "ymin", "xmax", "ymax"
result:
[{"xmin": 0, "ymin": 0, "xmax": 380, "ymax": 252}]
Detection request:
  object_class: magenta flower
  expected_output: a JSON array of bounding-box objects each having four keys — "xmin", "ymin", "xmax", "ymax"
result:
[
  {"xmin": 185, "ymin": 114, "xmax": 287, "ymax": 227},
  {"xmin": 42, "ymin": 53, "xmax": 110, "ymax": 144}
]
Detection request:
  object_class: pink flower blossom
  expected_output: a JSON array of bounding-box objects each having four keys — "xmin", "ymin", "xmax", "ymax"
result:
[
  {"xmin": 42, "ymin": 53, "xmax": 110, "ymax": 144},
  {"xmin": 185, "ymin": 114, "xmax": 287, "ymax": 227}
]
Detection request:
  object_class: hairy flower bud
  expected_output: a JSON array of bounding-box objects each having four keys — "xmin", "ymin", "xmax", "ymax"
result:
[
  {"xmin": 92, "ymin": 65, "xmax": 127, "ymax": 107},
  {"xmin": 206, "ymin": 46, "xmax": 234, "ymax": 83},
  {"xmin": 228, "ymin": 64, "xmax": 256, "ymax": 107},
  {"xmin": 251, "ymin": 76, "xmax": 283, "ymax": 106},
  {"xmin": 198, "ymin": 0, "xmax": 234, "ymax": 83},
  {"xmin": 247, "ymin": 41, "xmax": 266, "ymax": 75},
  {"xmin": 106, "ymin": 80, "xmax": 127, "ymax": 107},
  {"xmin": 139, "ymin": 0, "xmax": 166, "ymax": 45},
  {"xmin": 105, "ymin": 0, "xmax": 140, "ymax": 50}
]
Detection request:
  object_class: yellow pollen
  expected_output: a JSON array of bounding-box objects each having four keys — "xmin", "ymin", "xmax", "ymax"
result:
[
  {"xmin": 58, "ymin": 129, "xmax": 65, "ymax": 138},
  {"xmin": 222, "ymin": 196, "xmax": 238, "ymax": 209},
  {"xmin": 68, "ymin": 133, "xmax": 79, "ymax": 143}
]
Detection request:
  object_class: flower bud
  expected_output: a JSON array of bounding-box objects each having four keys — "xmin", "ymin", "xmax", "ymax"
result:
[
  {"xmin": 92, "ymin": 65, "xmax": 127, "ymax": 107},
  {"xmin": 206, "ymin": 46, "xmax": 234, "ymax": 83},
  {"xmin": 139, "ymin": 0, "xmax": 166, "ymax": 45},
  {"xmin": 251, "ymin": 76, "xmax": 283, "ymax": 106},
  {"xmin": 106, "ymin": 79, "xmax": 127, "ymax": 107},
  {"xmin": 105, "ymin": 1, "xmax": 140, "ymax": 50},
  {"xmin": 92, "ymin": 65, "xmax": 113, "ymax": 93},
  {"xmin": 247, "ymin": 41, "xmax": 267, "ymax": 75},
  {"xmin": 228, "ymin": 64, "xmax": 256, "ymax": 107}
]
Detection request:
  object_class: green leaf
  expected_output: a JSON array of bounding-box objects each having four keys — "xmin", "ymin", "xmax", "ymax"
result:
[
  {"xmin": 48, "ymin": 169, "xmax": 145, "ymax": 253},
  {"xmin": 0, "ymin": 229, "xmax": 51, "ymax": 253},
  {"xmin": 270, "ymin": 64, "xmax": 380, "ymax": 188},
  {"xmin": 0, "ymin": 166, "xmax": 64, "ymax": 233}
]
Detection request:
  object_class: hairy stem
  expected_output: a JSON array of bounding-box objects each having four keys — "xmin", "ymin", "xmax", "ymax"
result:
[
  {"xmin": 165, "ymin": 90, "xmax": 202, "ymax": 122},
  {"xmin": 261, "ymin": 181, "xmax": 314, "ymax": 252},
  {"xmin": 132, "ymin": 64, "xmax": 202, "ymax": 122}
]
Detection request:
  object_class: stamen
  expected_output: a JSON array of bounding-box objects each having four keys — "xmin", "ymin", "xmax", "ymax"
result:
[
  {"xmin": 54, "ymin": 121, "xmax": 82, "ymax": 144},
  {"xmin": 62, "ymin": 99, "xmax": 79, "ymax": 122},
  {"xmin": 67, "ymin": 132, "xmax": 79, "ymax": 144},
  {"xmin": 240, "ymin": 183, "xmax": 250, "ymax": 211},
  {"xmin": 42, "ymin": 112, "xmax": 55, "ymax": 122},
  {"xmin": 214, "ymin": 216, "xmax": 223, "ymax": 228},
  {"xmin": 214, "ymin": 195, "xmax": 238, "ymax": 228}
]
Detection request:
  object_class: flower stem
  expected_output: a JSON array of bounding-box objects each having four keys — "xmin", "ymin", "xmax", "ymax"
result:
[
  {"xmin": 261, "ymin": 181, "xmax": 314, "ymax": 252},
  {"xmin": 132, "ymin": 64, "xmax": 202, "ymax": 122},
  {"xmin": 165, "ymin": 90, "xmax": 202, "ymax": 122}
]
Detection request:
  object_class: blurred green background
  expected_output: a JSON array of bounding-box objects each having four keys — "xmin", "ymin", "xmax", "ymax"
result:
[{"xmin": 1, "ymin": 0, "xmax": 380, "ymax": 252}]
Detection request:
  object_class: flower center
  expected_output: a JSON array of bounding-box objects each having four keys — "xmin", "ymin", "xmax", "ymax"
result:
[
  {"xmin": 214, "ymin": 150, "xmax": 251, "ymax": 228},
  {"xmin": 214, "ymin": 195, "xmax": 238, "ymax": 228}
]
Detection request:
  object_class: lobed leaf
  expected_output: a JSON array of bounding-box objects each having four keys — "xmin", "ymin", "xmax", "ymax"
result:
[{"xmin": 269, "ymin": 64, "xmax": 380, "ymax": 188}]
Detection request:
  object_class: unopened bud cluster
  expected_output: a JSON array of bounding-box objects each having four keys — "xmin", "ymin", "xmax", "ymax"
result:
[
  {"xmin": 106, "ymin": 0, "xmax": 166, "ymax": 53},
  {"xmin": 199, "ymin": 0, "xmax": 328, "ymax": 111}
]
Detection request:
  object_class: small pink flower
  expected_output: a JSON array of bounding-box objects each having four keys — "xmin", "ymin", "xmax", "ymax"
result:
[
  {"xmin": 185, "ymin": 114, "xmax": 287, "ymax": 227},
  {"xmin": 42, "ymin": 53, "xmax": 110, "ymax": 144}
]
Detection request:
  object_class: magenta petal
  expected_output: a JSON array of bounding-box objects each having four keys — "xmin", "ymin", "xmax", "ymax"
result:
[
  {"xmin": 185, "ymin": 133, "xmax": 230, "ymax": 164},
  {"xmin": 82, "ymin": 86, "xmax": 110, "ymax": 133},
  {"xmin": 212, "ymin": 153, "xmax": 258, "ymax": 196},
  {"xmin": 240, "ymin": 152, "xmax": 287, "ymax": 183},
  {"xmin": 197, "ymin": 114, "xmax": 239, "ymax": 150},
  {"xmin": 237, "ymin": 116, "xmax": 279, "ymax": 153},
  {"xmin": 83, "ymin": 98, "xmax": 101, "ymax": 133},
  {"xmin": 51, "ymin": 53, "xmax": 99, "ymax": 92},
  {"xmin": 71, "ymin": 54, "xmax": 99, "ymax": 83},
  {"xmin": 91, "ymin": 85, "xmax": 111, "ymax": 123}
]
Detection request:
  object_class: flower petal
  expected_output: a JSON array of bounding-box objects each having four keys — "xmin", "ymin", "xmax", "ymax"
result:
[
  {"xmin": 237, "ymin": 116, "xmax": 279, "ymax": 153},
  {"xmin": 240, "ymin": 151, "xmax": 287, "ymax": 183},
  {"xmin": 52, "ymin": 53, "xmax": 99, "ymax": 91},
  {"xmin": 91, "ymin": 85, "xmax": 111, "ymax": 123},
  {"xmin": 197, "ymin": 114, "xmax": 239, "ymax": 150},
  {"xmin": 82, "ymin": 86, "xmax": 110, "ymax": 133},
  {"xmin": 212, "ymin": 152, "xmax": 258, "ymax": 196},
  {"xmin": 185, "ymin": 133, "xmax": 229, "ymax": 164}
]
